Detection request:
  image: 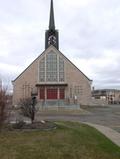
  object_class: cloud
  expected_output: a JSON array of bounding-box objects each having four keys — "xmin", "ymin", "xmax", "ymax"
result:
[{"xmin": 0, "ymin": 0, "xmax": 120, "ymax": 91}]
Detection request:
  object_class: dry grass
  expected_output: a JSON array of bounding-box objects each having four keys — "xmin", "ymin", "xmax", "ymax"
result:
[{"xmin": 0, "ymin": 121, "xmax": 120, "ymax": 159}]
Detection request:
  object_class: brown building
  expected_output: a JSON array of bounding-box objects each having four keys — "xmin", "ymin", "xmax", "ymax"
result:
[
  {"xmin": 12, "ymin": 0, "xmax": 92, "ymax": 106},
  {"xmin": 92, "ymin": 89, "xmax": 120, "ymax": 104}
]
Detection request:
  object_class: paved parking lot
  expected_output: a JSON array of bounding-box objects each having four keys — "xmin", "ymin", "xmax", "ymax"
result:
[
  {"xmin": 36, "ymin": 105, "xmax": 120, "ymax": 133},
  {"xmin": 10, "ymin": 105, "xmax": 120, "ymax": 133},
  {"xmin": 82, "ymin": 105, "xmax": 120, "ymax": 132}
]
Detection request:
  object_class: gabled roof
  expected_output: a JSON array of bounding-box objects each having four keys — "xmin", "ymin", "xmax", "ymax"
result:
[
  {"xmin": 56, "ymin": 48, "xmax": 92, "ymax": 82},
  {"xmin": 12, "ymin": 45, "xmax": 92, "ymax": 82}
]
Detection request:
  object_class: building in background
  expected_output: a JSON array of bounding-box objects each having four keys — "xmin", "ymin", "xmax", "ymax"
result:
[
  {"xmin": 92, "ymin": 89, "xmax": 120, "ymax": 104},
  {"xmin": 12, "ymin": 0, "xmax": 92, "ymax": 106}
]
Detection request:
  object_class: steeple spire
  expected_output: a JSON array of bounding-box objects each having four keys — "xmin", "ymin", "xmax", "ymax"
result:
[
  {"xmin": 49, "ymin": 0, "xmax": 55, "ymax": 30},
  {"xmin": 45, "ymin": 0, "xmax": 59, "ymax": 50}
]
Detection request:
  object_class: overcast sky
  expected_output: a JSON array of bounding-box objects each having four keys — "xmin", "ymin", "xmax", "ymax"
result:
[{"xmin": 0, "ymin": 0, "xmax": 120, "ymax": 91}]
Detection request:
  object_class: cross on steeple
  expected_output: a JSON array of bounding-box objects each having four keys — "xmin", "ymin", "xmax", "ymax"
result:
[{"xmin": 45, "ymin": 0, "xmax": 59, "ymax": 50}]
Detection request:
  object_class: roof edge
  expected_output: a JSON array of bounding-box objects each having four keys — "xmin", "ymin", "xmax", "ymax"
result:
[
  {"xmin": 12, "ymin": 45, "xmax": 92, "ymax": 83},
  {"xmin": 12, "ymin": 46, "xmax": 53, "ymax": 83}
]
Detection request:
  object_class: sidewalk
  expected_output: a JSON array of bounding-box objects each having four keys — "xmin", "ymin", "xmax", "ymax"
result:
[{"xmin": 84, "ymin": 122, "xmax": 120, "ymax": 147}]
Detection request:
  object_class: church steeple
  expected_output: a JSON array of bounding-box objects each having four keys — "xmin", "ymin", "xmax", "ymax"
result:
[
  {"xmin": 49, "ymin": 0, "xmax": 55, "ymax": 30},
  {"xmin": 45, "ymin": 0, "xmax": 59, "ymax": 50}
]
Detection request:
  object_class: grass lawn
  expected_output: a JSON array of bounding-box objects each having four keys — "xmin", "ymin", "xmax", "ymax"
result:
[{"xmin": 0, "ymin": 121, "xmax": 120, "ymax": 159}]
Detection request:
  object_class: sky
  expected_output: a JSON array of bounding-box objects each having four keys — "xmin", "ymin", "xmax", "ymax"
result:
[{"xmin": 0, "ymin": 0, "xmax": 120, "ymax": 92}]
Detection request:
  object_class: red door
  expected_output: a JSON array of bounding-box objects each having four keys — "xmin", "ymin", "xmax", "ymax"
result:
[
  {"xmin": 47, "ymin": 89, "xmax": 58, "ymax": 99},
  {"xmin": 60, "ymin": 88, "xmax": 65, "ymax": 99},
  {"xmin": 40, "ymin": 88, "xmax": 45, "ymax": 99}
]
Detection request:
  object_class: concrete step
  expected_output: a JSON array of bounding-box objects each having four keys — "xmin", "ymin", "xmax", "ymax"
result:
[{"xmin": 35, "ymin": 100, "xmax": 80, "ymax": 111}]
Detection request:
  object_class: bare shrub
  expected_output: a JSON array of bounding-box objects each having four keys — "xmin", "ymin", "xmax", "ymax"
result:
[
  {"xmin": 12, "ymin": 120, "xmax": 25, "ymax": 129},
  {"xmin": 19, "ymin": 97, "xmax": 36, "ymax": 123},
  {"xmin": 0, "ymin": 89, "xmax": 7, "ymax": 129}
]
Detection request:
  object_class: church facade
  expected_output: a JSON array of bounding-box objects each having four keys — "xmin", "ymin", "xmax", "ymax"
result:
[{"xmin": 12, "ymin": 0, "xmax": 92, "ymax": 106}]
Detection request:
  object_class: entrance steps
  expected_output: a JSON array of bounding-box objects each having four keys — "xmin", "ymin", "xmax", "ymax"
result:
[{"xmin": 35, "ymin": 100, "xmax": 80, "ymax": 111}]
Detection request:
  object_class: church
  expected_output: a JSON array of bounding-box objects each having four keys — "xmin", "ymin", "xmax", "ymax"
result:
[{"xmin": 12, "ymin": 0, "xmax": 92, "ymax": 106}]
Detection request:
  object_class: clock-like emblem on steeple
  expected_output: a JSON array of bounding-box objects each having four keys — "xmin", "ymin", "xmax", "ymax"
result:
[
  {"xmin": 45, "ymin": 0, "xmax": 59, "ymax": 50},
  {"xmin": 48, "ymin": 35, "xmax": 56, "ymax": 45}
]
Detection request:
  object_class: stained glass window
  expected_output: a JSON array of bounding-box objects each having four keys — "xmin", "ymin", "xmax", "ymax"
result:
[
  {"xmin": 46, "ymin": 52, "xmax": 57, "ymax": 82},
  {"xmin": 39, "ymin": 57, "xmax": 45, "ymax": 82},
  {"xmin": 59, "ymin": 57, "xmax": 64, "ymax": 82},
  {"xmin": 39, "ymin": 52, "xmax": 65, "ymax": 82}
]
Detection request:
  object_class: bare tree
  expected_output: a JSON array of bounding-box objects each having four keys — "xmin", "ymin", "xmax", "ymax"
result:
[{"xmin": 19, "ymin": 97, "xmax": 37, "ymax": 123}]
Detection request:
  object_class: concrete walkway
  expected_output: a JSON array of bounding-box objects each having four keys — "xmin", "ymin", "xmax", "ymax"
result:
[{"xmin": 84, "ymin": 122, "xmax": 120, "ymax": 147}]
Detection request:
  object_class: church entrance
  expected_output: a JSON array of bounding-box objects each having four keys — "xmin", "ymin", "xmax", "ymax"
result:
[
  {"xmin": 39, "ymin": 88, "xmax": 45, "ymax": 100},
  {"xmin": 47, "ymin": 88, "xmax": 58, "ymax": 99},
  {"xmin": 59, "ymin": 88, "xmax": 65, "ymax": 99},
  {"xmin": 39, "ymin": 86, "xmax": 65, "ymax": 100}
]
